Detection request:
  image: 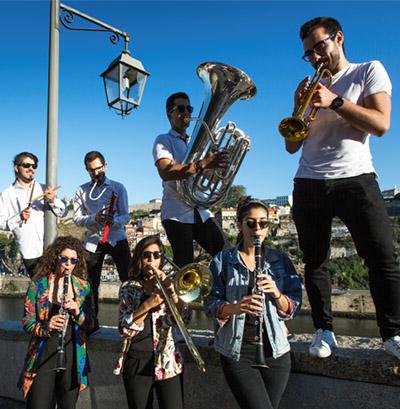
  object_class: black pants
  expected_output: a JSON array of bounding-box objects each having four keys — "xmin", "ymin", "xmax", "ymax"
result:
[
  {"xmin": 122, "ymin": 355, "xmax": 184, "ymax": 409},
  {"xmin": 162, "ymin": 214, "xmax": 229, "ymax": 268},
  {"xmin": 293, "ymin": 173, "xmax": 400, "ymax": 340},
  {"xmin": 27, "ymin": 327, "xmax": 79, "ymax": 409},
  {"xmin": 87, "ymin": 239, "xmax": 130, "ymax": 315},
  {"xmin": 23, "ymin": 257, "xmax": 41, "ymax": 278},
  {"xmin": 220, "ymin": 345, "xmax": 291, "ymax": 409}
]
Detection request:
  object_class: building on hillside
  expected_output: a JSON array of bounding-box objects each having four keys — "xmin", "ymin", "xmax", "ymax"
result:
[
  {"xmin": 264, "ymin": 195, "xmax": 293, "ymax": 207},
  {"xmin": 382, "ymin": 187, "xmax": 400, "ymax": 200},
  {"xmin": 129, "ymin": 199, "xmax": 162, "ymax": 213},
  {"xmin": 382, "ymin": 187, "xmax": 400, "ymax": 216}
]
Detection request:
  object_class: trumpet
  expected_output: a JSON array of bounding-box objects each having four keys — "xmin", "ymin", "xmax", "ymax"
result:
[
  {"xmin": 152, "ymin": 254, "xmax": 212, "ymax": 372},
  {"xmin": 279, "ymin": 63, "xmax": 333, "ymax": 142}
]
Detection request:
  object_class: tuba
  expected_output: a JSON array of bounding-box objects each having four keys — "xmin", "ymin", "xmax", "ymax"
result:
[
  {"xmin": 279, "ymin": 63, "xmax": 333, "ymax": 142},
  {"xmin": 178, "ymin": 62, "xmax": 256, "ymax": 208}
]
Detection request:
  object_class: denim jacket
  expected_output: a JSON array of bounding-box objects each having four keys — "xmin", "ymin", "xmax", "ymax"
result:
[{"xmin": 204, "ymin": 245, "xmax": 302, "ymax": 361}]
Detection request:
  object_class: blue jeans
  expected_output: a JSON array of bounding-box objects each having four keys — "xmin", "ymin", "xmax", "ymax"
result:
[{"xmin": 293, "ymin": 173, "xmax": 400, "ymax": 340}]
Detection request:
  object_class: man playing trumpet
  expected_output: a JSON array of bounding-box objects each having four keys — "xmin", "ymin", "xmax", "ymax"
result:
[
  {"xmin": 0, "ymin": 152, "xmax": 67, "ymax": 277},
  {"xmin": 284, "ymin": 17, "xmax": 400, "ymax": 360},
  {"xmin": 73, "ymin": 151, "xmax": 130, "ymax": 316}
]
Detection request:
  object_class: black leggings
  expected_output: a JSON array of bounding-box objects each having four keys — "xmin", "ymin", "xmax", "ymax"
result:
[
  {"xmin": 122, "ymin": 355, "xmax": 184, "ymax": 409},
  {"xmin": 220, "ymin": 345, "xmax": 291, "ymax": 409},
  {"xmin": 26, "ymin": 328, "xmax": 79, "ymax": 409}
]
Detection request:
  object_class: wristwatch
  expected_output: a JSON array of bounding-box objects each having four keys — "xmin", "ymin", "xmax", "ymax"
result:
[{"xmin": 330, "ymin": 96, "xmax": 344, "ymax": 111}]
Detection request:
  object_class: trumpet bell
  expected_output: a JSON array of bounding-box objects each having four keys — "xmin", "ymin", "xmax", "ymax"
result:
[
  {"xmin": 175, "ymin": 263, "xmax": 213, "ymax": 303},
  {"xmin": 278, "ymin": 117, "xmax": 309, "ymax": 142}
]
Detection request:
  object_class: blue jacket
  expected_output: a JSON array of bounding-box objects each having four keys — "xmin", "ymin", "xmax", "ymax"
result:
[{"xmin": 204, "ymin": 245, "xmax": 302, "ymax": 360}]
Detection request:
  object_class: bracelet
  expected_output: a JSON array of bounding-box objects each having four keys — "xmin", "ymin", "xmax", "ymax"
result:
[{"xmin": 272, "ymin": 292, "xmax": 283, "ymax": 301}]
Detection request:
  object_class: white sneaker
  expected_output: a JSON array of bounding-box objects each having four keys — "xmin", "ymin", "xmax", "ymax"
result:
[
  {"xmin": 309, "ymin": 329, "xmax": 338, "ymax": 358},
  {"xmin": 384, "ymin": 336, "xmax": 400, "ymax": 359}
]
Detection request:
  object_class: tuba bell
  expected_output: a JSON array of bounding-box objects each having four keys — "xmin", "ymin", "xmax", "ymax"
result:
[{"xmin": 178, "ymin": 62, "xmax": 256, "ymax": 208}]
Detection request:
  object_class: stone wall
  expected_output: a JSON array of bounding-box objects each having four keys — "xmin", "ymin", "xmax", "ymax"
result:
[
  {"xmin": 1, "ymin": 321, "xmax": 399, "ymax": 409},
  {"xmin": 0, "ymin": 277, "xmax": 377, "ymax": 318}
]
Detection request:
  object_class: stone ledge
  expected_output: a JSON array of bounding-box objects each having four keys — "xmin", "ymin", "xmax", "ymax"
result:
[
  {"xmin": 289, "ymin": 333, "xmax": 400, "ymax": 386},
  {"xmin": 1, "ymin": 321, "xmax": 399, "ymax": 386}
]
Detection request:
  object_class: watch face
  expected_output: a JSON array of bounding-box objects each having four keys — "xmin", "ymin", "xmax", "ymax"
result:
[{"xmin": 332, "ymin": 97, "xmax": 344, "ymax": 110}]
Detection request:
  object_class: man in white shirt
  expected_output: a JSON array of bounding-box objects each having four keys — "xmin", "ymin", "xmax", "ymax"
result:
[
  {"xmin": 285, "ymin": 17, "xmax": 400, "ymax": 360},
  {"xmin": 0, "ymin": 152, "xmax": 67, "ymax": 277},
  {"xmin": 153, "ymin": 92, "xmax": 230, "ymax": 268},
  {"xmin": 73, "ymin": 151, "xmax": 130, "ymax": 315}
]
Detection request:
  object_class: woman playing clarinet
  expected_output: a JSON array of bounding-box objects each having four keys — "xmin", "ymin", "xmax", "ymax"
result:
[
  {"xmin": 204, "ymin": 197, "xmax": 302, "ymax": 409},
  {"xmin": 18, "ymin": 236, "xmax": 97, "ymax": 409}
]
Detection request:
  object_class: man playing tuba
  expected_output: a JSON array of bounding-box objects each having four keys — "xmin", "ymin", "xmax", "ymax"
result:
[{"xmin": 152, "ymin": 92, "xmax": 230, "ymax": 268}]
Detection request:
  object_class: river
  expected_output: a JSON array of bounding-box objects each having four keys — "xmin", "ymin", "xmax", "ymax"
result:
[{"xmin": 0, "ymin": 297, "xmax": 380, "ymax": 337}]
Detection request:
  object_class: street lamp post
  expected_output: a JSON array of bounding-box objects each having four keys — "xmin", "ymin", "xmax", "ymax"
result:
[{"xmin": 44, "ymin": 0, "xmax": 149, "ymax": 247}]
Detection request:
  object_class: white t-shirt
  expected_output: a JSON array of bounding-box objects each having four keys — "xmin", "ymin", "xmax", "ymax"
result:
[
  {"xmin": 295, "ymin": 60, "xmax": 392, "ymax": 180},
  {"xmin": 152, "ymin": 129, "xmax": 212, "ymax": 223}
]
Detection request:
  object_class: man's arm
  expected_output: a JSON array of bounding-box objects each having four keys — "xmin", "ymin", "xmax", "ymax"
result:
[
  {"xmin": 113, "ymin": 185, "xmax": 130, "ymax": 227},
  {"xmin": 311, "ymin": 85, "xmax": 391, "ymax": 137},
  {"xmin": 156, "ymin": 151, "xmax": 229, "ymax": 182},
  {"xmin": 73, "ymin": 188, "xmax": 97, "ymax": 227}
]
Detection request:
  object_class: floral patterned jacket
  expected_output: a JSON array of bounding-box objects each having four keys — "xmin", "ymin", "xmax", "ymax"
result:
[
  {"xmin": 18, "ymin": 273, "xmax": 97, "ymax": 397},
  {"xmin": 114, "ymin": 280, "xmax": 190, "ymax": 380}
]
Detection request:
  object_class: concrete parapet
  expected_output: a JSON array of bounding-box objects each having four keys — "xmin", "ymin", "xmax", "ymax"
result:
[
  {"xmin": 0, "ymin": 278, "xmax": 378, "ymax": 318},
  {"xmin": 1, "ymin": 321, "xmax": 399, "ymax": 409}
]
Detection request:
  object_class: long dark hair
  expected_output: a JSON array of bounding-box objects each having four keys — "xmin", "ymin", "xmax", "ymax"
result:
[
  {"xmin": 129, "ymin": 235, "xmax": 165, "ymax": 280},
  {"xmin": 236, "ymin": 196, "xmax": 269, "ymax": 244},
  {"xmin": 32, "ymin": 236, "xmax": 88, "ymax": 281}
]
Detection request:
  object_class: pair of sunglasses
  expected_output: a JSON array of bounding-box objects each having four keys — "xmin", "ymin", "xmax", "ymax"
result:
[
  {"xmin": 58, "ymin": 256, "xmax": 79, "ymax": 265},
  {"xmin": 246, "ymin": 220, "xmax": 269, "ymax": 229},
  {"xmin": 174, "ymin": 104, "xmax": 194, "ymax": 114},
  {"xmin": 19, "ymin": 163, "xmax": 37, "ymax": 169},
  {"xmin": 142, "ymin": 251, "xmax": 163, "ymax": 260}
]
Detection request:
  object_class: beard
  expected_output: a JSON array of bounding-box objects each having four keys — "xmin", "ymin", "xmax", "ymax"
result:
[
  {"xmin": 18, "ymin": 173, "xmax": 34, "ymax": 183},
  {"xmin": 92, "ymin": 172, "xmax": 106, "ymax": 185}
]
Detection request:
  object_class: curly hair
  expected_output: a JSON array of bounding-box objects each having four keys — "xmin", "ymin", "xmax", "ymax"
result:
[
  {"xmin": 129, "ymin": 235, "xmax": 165, "ymax": 280},
  {"xmin": 32, "ymin": 236, "xmax": 88, "ymax": 280}
]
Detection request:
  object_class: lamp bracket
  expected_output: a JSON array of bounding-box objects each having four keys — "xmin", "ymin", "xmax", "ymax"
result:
[{"xmin": 60, "ymin": 3, "xmax": 130, "ymax": 50}]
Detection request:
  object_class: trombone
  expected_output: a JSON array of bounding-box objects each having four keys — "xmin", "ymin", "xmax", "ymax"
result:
[
  {"xmin": 151, "ymin": 254, "xmax": 212, "ymax": 372},
  {"xmin": 279, "ymin": 63, "xmax": 333, "ymax": 142}
]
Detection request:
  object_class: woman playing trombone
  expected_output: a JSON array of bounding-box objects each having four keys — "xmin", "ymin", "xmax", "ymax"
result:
[
  {"xmin": 115, "ymin": 235, "xmax": 189, "ymax": 409},
  {"xmin": 18, "ymin": 236, "xmax": 97, "ymax": 409},
  {"xmin": 204, "ymin": 197, "xmax": 302, "ymax": 409}
]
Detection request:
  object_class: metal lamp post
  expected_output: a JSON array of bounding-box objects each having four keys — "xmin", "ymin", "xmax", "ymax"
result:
[{"xmin": 44, "ymin": 0, "xmax": 149, "ymax": 247}]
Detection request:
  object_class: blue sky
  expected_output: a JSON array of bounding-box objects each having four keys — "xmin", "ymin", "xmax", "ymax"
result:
[{"xmin": 0, "ymin": 1, "xmax": 399, "ymax": 204}]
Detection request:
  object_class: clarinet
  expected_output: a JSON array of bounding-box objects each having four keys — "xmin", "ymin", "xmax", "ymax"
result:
[
  {"xmin": 252, "ymin": 236, "xmax": 269, "ymax": 368},
  {"xmin": 54, "ymin": 269, "xmax": 70, "ymax": 372},
  {"xmin": 100, "ymin": 191, "xmax": 116, "ymax": 244}
]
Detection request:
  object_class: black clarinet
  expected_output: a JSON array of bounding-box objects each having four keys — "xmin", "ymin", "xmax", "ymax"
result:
[
  {"xmin": 54, "ymin": 269, "xmax": 70, "ymax": 372},
  {"xmin": 252, "ymin": 236, "xmax": 269, "ymax": 368}
]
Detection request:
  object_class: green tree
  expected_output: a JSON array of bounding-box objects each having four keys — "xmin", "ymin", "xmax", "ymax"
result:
[{"xmin": 212, "ymin": 185, "xmax": 247, "ymax": 213}]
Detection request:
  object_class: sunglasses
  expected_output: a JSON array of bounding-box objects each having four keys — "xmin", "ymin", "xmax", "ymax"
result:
[
  {"xmin": 19, "ymin": 163, "xmax": 37, "ymax": 170},
  {"xmin": 58, "ymin": 256, "xmax": 79, "ymax": 265},
  {"xmin": 142, "ymin": 251, "xmax": 162, "ymax": 260},
  {"xmin": 174, "ymin": 105, "xmax": 194, "ymax": 114},
  {"xmin": 245, "ymin": 220, "xmax": 269, "ymax": 229}
]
